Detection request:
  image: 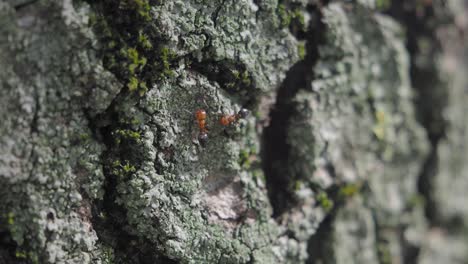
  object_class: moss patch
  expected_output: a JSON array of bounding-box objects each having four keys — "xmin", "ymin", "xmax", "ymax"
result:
[
  {"xmin": 317, "ymin": 192, "xmax": 334, "ymax": 212},
  {"xmin": 89, "ymin": 0, "xmax": 178, "ymax": 97}
]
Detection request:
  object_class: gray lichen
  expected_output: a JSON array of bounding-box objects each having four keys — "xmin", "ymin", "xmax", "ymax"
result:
[
  {"xmin": 1, "ymin": 0, "xmax": 467, "ymax": 263},
  {"xmin": 0, "ymin": 1, "xmax": 116, "ymax": 263}
]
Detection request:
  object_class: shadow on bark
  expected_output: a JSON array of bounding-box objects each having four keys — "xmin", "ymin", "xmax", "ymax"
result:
[
  {"xmin": 386, "ymin": 0, "xmax": 450, "ymax": 229},
  {"xmin": 262, "ymin": 3, "xmax": 326, "ymax": 218}
]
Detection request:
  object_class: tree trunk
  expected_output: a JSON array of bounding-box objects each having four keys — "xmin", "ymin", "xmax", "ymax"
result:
[{"xmin": 1, "ymin": 0, "xmax": 467, "ymax": 263}]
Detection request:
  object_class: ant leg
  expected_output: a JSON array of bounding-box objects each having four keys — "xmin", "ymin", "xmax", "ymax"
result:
[{"xmin": 223, "ymin": 129, "xmax": 231, "ymax": 138}]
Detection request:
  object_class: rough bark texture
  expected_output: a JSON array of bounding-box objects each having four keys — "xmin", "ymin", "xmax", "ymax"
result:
[{"xmin": 0, "ymin": 0, "xmax": 467, "ymax": 263}]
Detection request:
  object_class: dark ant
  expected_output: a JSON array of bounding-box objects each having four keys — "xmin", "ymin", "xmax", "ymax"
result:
[
  {"xmin": 195, "ymin": 109, "xmax": 208, "ymax": 146},
  {"xmin": 219, "ymin": 108, "xmax": 249, "ymax": 126}
]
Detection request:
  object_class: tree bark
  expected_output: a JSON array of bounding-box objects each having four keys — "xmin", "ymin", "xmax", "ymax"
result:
[{"xmin": 0, "ymin": 0, "xmax": 467, "ymax": 263}]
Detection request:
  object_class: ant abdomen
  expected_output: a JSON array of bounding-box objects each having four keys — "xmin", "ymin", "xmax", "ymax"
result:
[
  {"xmin": 238, "ymin": 108, "xmax": 249, "ymax": 119},
  {"xmin": 198, "ymin": 132, "xmax": 208, "ymax": 146},
  {"xmin": 195, "ymin": 109, "xmax": 208, "ymax": 146}
]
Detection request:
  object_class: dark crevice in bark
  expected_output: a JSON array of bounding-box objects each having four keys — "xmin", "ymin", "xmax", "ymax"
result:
[
  {"xmin": 80, "ymin": 19, "xmax": 175, "ymax": 257},
  {"xmin": 82, "ymin": 1, "xmax": 182, "ymax": 261},
  {"xmin": 306, "ymin": 212, "xmax": 334, "ymax": 264},
  {"xmin": 262, "ymin": 61, "xmax": 309, "ymax": 217},
  {"xmin": 12, "ymin": 0, "xmax": 37, "ymax": 11},
  {"xmin": 184, "ymin": 22, "xmax": 260, "ymax": 110},
  {"xmin": 262, "ymin": 3, "xmax": 326, "ymax": 218},
  {"xmin": 385, "ymin": 1, "xmax": 450, "ymax": 229},
  {"xmin": 305, "ymin": 181, "xmax": 365, "ymax": 263},
  {"xmin": 84, "ymin": 109, "xmax": 176, "ymax": 264},
  {"xmin": 0, "ymin": 230, "xmax": 25, "ymax": 264},
  {"xmin": 384, "ymin": 2, "xmax": 453, "ymax": 263},
  {"xmin": 400, "ymin": 225, "xmax": 422, "ymax": 264},
  {"xmin": 212, "ymin": 0, "xmax": 227, "ymax": 28},
  {"xmin": 92, "ymin": 160, "xmax": 175, "ymax": 264},
  {"xmin": 188, "ymin": 58, "xmax": 258, "ymax": 108}
]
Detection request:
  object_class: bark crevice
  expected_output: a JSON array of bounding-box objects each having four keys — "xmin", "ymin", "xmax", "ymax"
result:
[
  {"xmin": 386, "ymin": 0, "xmax": 451, "ymax": 228},
  {"xmin": 262, "ymin": 3, "xmax": 326, "ymax": 218}
]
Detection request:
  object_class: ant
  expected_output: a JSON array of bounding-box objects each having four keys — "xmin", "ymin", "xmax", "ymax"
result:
[
  {"xmin": 193, "ymin": 107, "xmax": 249, "ymax": 146},
  {"xmin": 195, "ymin": 109, "xmax": 208, "ymax": 146},
  {"xmin": 219, "ymin": 108, "xmax": 249, "ymax": 126}
]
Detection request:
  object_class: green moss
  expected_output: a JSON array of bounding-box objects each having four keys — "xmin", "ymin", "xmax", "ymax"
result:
[
  {"xmin": 230, "ymin": 69, "xmax": 252, "ymax": 88},
  {"xmin": 372, "ymin": 110, "xmax": 386, "ymax": 140},
  {"xmin": 241, "ymin": 70, "xmax": 251, "ymax": 86},
  {"xmin": 90, "ymin": 3, "xmax": 158, "ymax": 97},
  {"xmin": 226, "ymin": 82, "xmax": 235, "ymax": 89},
  {"xmin": 239, "ymin": 149, "xmax": 250, "ymax": 168},
  {"xmin": 293, "ymin": 180, "xmax": 302, "ymax": 191},
  {"xmin": 338, "ymin": 183, "xmax": 361, "ymax": 198},
  {"xmin": 78, "ymin": 133, "xmax": 91, "ymax": 143},
  {"xmin": 90, "ymin": 1, "xmax": 183, "ymax": 97},
  {"xmin": 133, "ymin": 0, "xmax": 152, "ymax": 21},
  {"xmin": 127, "ymin": 76, "xmax": 139, "ymax": 91},
  {"xmin": 377, "ymin": 243, "xmax": 392, "ymax": 264},
  {"xmin": 297, "ymin": 42, "xmax": 306, "ymax": 60},
  {"xmin": 125, "ymin": 47, "xmax": 147, "ymax": 77},
  {"xmin": 239, "ymin": 145, "xmax": 258, "ymax": 169},
  {"xmin": 292, "ymin": 9, "xmax": 305, "ymax": 29},
  {"xmin": 88, "ymin": 12, "xmax": 97, "ymax": 27},
  {"xmin": 127, "ymin": 48, "xmax": 146, "ymax": 66},
  {"xmin": 30, "ymin": 254, "xmax": 39, "ymax": 264},
  {"xmin": 127, "ymin": 76, "xmax": 147, "ymax": 96},
  {"xmin": 160, "ymin": 47, "xmax": 176, "ymax": 78},
  {"xmin": 111, "ymin": 160, "xmax": 121, "ymax": 168},
  {"xmin": 232, "ymin": 69, "xmax": 240, "ymax": 79},
  {"xmin": 138, "ymin": 30, "xmax": 153, "ymax": 49},
  {"xmin": 252, "ymin": 169, "xmax": 266, "ymax": 183},
  {"xmin": 317, "ymin": 192, "xmax": 334, "ymax": 212},
  {"xmin": 108, "ymin": 40, "xmax": 117, "ymax": 49},
  {"xmin": 106, "ymin": 55, "xmax": 117, "ymax": 69},
  {"xmin": 123, "ymin": 163, "xmax": 136, "ymax": 173},
  {"xmin": 15, "ymin": 250, "xmax": 27, "ymax": 259},
  {"xmin": 372, "ymin": 109, "xmax": 396, "ymax": 160},
  {"xmin": 111, "ymin": 160, "xmax": 136, "ymax": 178},
  {"xmin": 376, "ymin": 0, "xmax": 391, "ymax": 11},
  {"xmin": 101, "ymin": 245, "xmax": 115, "ymax": 264},
  {"xmin": 120, "ymin": 117, "xmax": 142, "ymax": 126},
  {"xmin": 277, "ymin": 4, "xmax": 291, "ymax": 28},
  {"xmin": 7, "ymin": 212, "xmax": 14, "ymax": 225},
  {"xmin": 128, "ymin": 64, "xmax": 138, "ymax": 75},
  {"xmin": 113, "ymin": 128, "xmax": 142, "ymax": 145},
  {"xmin": 130, "ymin": 118, "xmax": 141, "ymax": 125},
  {"xmin": 114, "ymin": 129, "xmax": 141, "ymax": 141},
  {"xmin": 408, "ymin": 194, "xmax": 426, "ymax": 208},
  {"xmin": 138, "ymin": 81, "xmax": 148, "ymax": 96},
  {"xmin": 14, "ymin": 250, "xmax": 38, "ymax": 264},
  {"xmin": 6, "ymin": 212, "xmax": 22, "ymax": 247},
  {"xmin": 277, "ymin": 5, "xmax": 305, "ymax": 30}
]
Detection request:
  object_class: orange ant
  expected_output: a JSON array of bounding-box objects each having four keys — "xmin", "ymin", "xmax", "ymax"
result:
[
  {"xmin": 219, "ymin": 108, "xmax": 249, "ymax": 126},
  {"xmin": 195, "ymin": 109, "xmax": 208, "ymax": 146}
]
